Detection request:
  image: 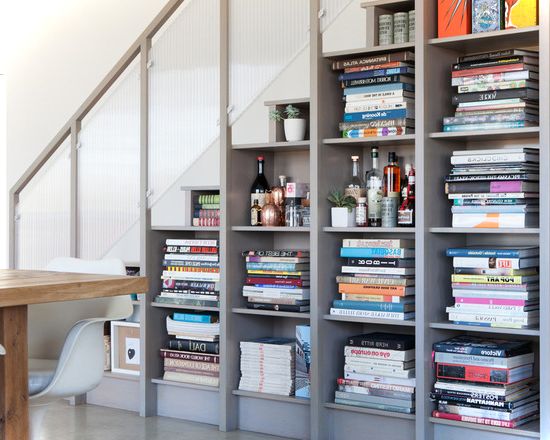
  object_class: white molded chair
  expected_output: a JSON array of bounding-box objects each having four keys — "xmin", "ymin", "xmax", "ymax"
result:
[
  {"xmin": 0, "ymin": 344, "xmax": 4, "ymax": 355},
  {"xmin": 28, "ymin": 257, "xmax": 133, "ymax": 439}
]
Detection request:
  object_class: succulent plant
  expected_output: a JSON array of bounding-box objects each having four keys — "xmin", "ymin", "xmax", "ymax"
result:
[
  {"xmin": 328, "ymin": 190, "xmax": 356, "ymax": 212},
  {"xmin": 269, "ymin": 109, "xmax": 283, "ymax": 122},
  {"xmin": 284, "ymin": 104, "xmax": 301, "ymax": 119}
]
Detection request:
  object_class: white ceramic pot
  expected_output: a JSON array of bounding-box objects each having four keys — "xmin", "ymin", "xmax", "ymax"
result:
[
  {"xmin": 284, "ymin": 118, "xmax": 307, "ymax": 142},
  {"xmin": 331, "ymin": 207, "xmax": 356, "ymax": 228}
]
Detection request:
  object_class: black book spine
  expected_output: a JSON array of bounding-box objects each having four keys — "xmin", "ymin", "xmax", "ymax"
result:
[
  {"xmin": 162, "ymin": 260, "xmax": 220, "ymax": 268},
  {"xmin": 341, "ymin": 75, "xmax": 409, "ymax": 88},
  {"xmin": 452, "ymin": 57, "xmax": 523, "ymax": 71},
  {"xmin": 430, "ymin": 392, "xmax": 529, "ymax": 410},
  {"xmin": 246, "ymin": 303, "xmax": 310, "ymax": 312},
  {"xmin": 167, "ymin": 338, "xmax": 220, "ymax": 354},
  {"xmin": 452, "ymin": 89, "xmax": 531, "ymax": 105},
  {"xmin": 346, "ymin": 336, "xmax": 415, "ymax": 351},
  {"xmin": 163, "ymin": 280, "xmax": 218, "ymax": 291},
  {"xmin": 346, "ymin": 258, "xmax": 414, "ymax": 267},
  {"xmin": 432, "ymin": 343, "xmax": 530, "ymax": 358},
  {"xmin": 242, "ymin": 250, "xmax": 309, "ymax": 257}
]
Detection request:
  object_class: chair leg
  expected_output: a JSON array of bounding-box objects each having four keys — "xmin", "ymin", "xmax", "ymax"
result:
[
  {"xmin": 69, "ymin": 394, "xmax": 87, "ymax": 406},
  {"xmin": 29, "ymin": 404, "xmax": 49, "ymax": 440}
]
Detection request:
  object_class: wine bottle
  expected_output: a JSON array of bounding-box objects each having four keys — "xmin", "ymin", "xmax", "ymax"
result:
[
  {"xmin": 344, "ymin": 155, "xmax": 366, "ymax": 201},
  {"xmin": 384, "ymin": 152, "xmax": 401, "ymax": 196},
  {"xmin": 250, "ymin": 156, "xmax": 270, "ymax": 209},
  {"xmin": 366, "ymin": 147, "xmax": 383, "ymax": 227}
]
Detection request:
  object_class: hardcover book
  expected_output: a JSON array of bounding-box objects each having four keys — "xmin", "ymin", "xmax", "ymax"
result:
[
  {"xmin": 504, "ymin": 0, "xmax": 538, "ymax": 29},
  {"xmin": 472, "ymin": 0, "xmax": 504, "ymax": 32},
  {"xmin": 438, "ymin": 0, "xmax": 472, "ymax": 37}
]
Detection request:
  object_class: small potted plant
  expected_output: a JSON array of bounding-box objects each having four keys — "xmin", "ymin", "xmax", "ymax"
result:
[
  {"xmin": 269, "ymin": 104, "xmax": 307, "ymax": 142},
  {"xmin": 328, "ymin": 190, "xmax": 357, "ymax": 228}
]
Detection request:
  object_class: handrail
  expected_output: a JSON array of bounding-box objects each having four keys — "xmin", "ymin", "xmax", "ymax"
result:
[{"xmin": 9, "ymin": 0, "xmax": 184, "ymax": 198}]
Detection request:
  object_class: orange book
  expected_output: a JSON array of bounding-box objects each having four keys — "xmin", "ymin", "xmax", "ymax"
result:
[
  {"xmin": 341, "ymin": 294, "xmax": 406, "ymax": 302},
  {"xmin": 438, "ymin": 0, "xmax": 472, "ymax": 38},
  {"xmin": 338, "ymin": 283, "xmax": 408, "ymax": 296}
]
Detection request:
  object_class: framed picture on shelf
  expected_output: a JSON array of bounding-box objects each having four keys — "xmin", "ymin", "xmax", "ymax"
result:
[{"xmin": 110, "ymin": 321, "xmax": 141, "ymax": 376}]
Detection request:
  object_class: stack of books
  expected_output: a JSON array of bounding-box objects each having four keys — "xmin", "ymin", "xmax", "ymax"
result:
[
  {"xmin": 446, "ymin": 147, "xmax": 539, "ymax": 228},
  {"xmin": 163, "ymin": 312, "xmax": 220, "ymax": 387},
  {"xmin": 446, "ymin": 246, "xmax": 540, "ymax": 329},
  {"xmin": 154, "ymin": 238, "xmax": 220, "ymax": 308},
  {"xmin": 238, "ymin": 337, "xmax": 296, "ymax": 396},
  {"xmin": 330, "ymin": 238, "xmax": 415, "ymax": 321},
  {"xmin": 443, "ymin": 49, "xmax": 539, "ymax": 132},
  {"xmin": 336, "ymin": 332, "xmax": 415, "ymax": 414},
  {"xmin": 331, "ymin": 50, "xmax": 415, "ymax": 138},
  {"xmin": 431, "ymin": 336, "xmax": 539, "ymax": 428},
  {"xmin": 193, "ymin": 193, "xmax": 220, "ymax": 227},
  {"xmin": 242, "ymin": 250, "xmax": 310, "ymax": 313}
]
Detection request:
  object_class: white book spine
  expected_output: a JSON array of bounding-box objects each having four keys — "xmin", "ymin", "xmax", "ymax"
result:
[
  {"xmin": 330, "ymin": 308, "xmax": 412, "ymax": 320},
  {"xmin": 162, "ymin": 270, "xmax": 220, "ymax": 281},
  {"xmin": 344, "ymin": 102, "xmax": 410, "ymax": 113},
  {"xmin": 342, "ymin": 239, "xmax": 414, "ymax": 248},
  {"xmin": 450, "ymin": 153, "xmax": 530, "ymax": 165},
  {"xmin": 345, "ymin": 90, "xmax": 407, "ymax": 102},
  {"xmin": 341, "ymin": 266, "xmax": 414, "ymax": 275},
  {"xmin": 434, "ymin": 352, "xmax": 534, "ymax": 369},
  {"xmin": 451, "ymin": 303, "xmax": 533, "ymax": 313},
  {"xmin": 452, "ymin": 290, "xmax": 535, "ymax": 300},
  {"xmin": 165, "ymin": 239, "xmax": 218, "ymax": 247},
  {"xmin": 453, "ymin": 257, "xmax": 522, "ymax": 269},
  {"xmin": 164, "ymin": 253, "xmax": 219, "ymax": 262},
  {"xmin": 452, "ymin": 213, "xmax": 530, "ymax": 228},
  {"xmin": 344, "ymin": 346, "xmax": 414, "ymax": 362},
  {"xmin": 448, "ymin": 312, "xmax": 536, "ymax": 325}
]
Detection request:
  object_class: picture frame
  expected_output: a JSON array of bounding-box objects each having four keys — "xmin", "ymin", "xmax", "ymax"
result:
[{"xmin": 110, "ymin": 321, "xmax": 141, "ymax": 376}]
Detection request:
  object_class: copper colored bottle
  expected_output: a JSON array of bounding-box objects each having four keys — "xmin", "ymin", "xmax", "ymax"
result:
[
  {"xmin": 271, "ymin": 175, "xmax": 287, "ymax": 225},
  {"xmin": 261, "ymin": 191, "xmax": 282, "ymax": 226}
]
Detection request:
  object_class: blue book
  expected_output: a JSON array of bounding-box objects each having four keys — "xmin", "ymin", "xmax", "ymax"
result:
[
  {"xmin": 343, "ymin": 82, "xmax": 414, "ymax": 96},
  {"xmin": 443, "ymin": 121, "xmax": 529, "ymax": 132},
  {"xmin": 446, "ymin": 247, "xmax": 538, "ymax": 258},
  {"xmin": 338, "ymin": 66, "xmax": 415, "ymax": 81},
  {"xmin": 172, "ymin": 312, "xmax": 216, "ymax": 323},
  {"xmin": 332, "ymin": 300, "xmax": 413, "ymax": 312},
  {"xmin": 340, "ymin": 247, "xmax": 414, "ymax": 258},
  {"xmin": 246, "ymin": 262, "xmax": 308, "ymax": 271},
  {"xmin": 343, "ymin": 109, "xmax": 409, "ymax": 122}
]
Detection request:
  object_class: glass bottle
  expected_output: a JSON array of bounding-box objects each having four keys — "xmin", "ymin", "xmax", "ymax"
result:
[
  {"xmin": 366, "ymin": 147, "xmax": 383, "ymax": 227},
  {"xmin": 398, "ymin": 165, "xmax": 415, "ymax": 227},
  {"xmin": 250, "ymin": 156, "xmax": 270, "ymax": 208},
  {"xmin": 271, "ymin": 175, "xmax": 287, "ymax": 225},
  {"xmin": 250, "ymin": 198, "xmax": 262, "ymax": 226},
  {"xmin": 261, "ymin": 191, "xmax": 282, "ymax": 227},
  {"xmin": 384, "ymin": 152, "xmax": 401, "ymax": 196},
  {"xmin": 344, "ymin": 155, "xmax": 366, "ymax": 201},
  {"xmin": 285, "ymin": 198, "xmax": 302, "ymax": 227},
  {"xmin": 355, "ymin": 197, "xmax": 367, "ymax": 227}
]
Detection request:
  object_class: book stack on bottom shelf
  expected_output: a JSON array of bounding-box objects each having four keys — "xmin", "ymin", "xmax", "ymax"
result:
[
  {"xmin": 331, "ymin": 50, "xmax": 416, "ymax": 139},
  {"xmin": 242, "ymin": 249, "xmax": 310, "ymax": 313},
  {"xmin": 330, "ymin": 238, "xmax": 415, "ymax": 321},
  {"xmin": 446, "ymin": 246, "xmax": 540, "ymax": 329},
  {"xmin": 163, "ymin": 312, "xmax": 220, "ymax": 387},
  {"xmin": 154, "ymin": 238, "xmax": 220, "ymax": 308},
  {"xmin": 446, "ymin": 147, "xmax": 539, "ymax": 229},
  {"xmin": 335, "ymin": 332, "xmax": 415, "ymax": 414},
  {"xmin": 431, "ymin": 336, "xmax": 539, "ymax": 428},
  {"xmin": 238, "ymin": 337, "xmax": 296, "ymax": 396},
  {"xmin": 443, "ymin": 49, "xmax": 539, "ymax": 132},
  {"xmin": 193, "ymin": 193, "xmax": 221, "ymax": 227}
]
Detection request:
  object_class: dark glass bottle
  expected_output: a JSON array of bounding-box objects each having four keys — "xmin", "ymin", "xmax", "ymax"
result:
[
  {"xmin": 383, "ymin": 152, "xmax": 401, "ymax": 196},
  {"xmin": 250, "ymin": 156, "xmax": 270, "ymax": 209}
]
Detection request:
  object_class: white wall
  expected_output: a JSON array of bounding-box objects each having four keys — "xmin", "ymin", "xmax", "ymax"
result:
[{"xmin": 5, "ymin": 0, "xmax": 170, "ymax": 190}]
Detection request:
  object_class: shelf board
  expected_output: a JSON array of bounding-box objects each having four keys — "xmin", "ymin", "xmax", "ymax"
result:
[
  {"xmin": 428, "ymin": 26, "xmax": 539, "ymax": 52},
  {"xmin": 232, "ymin": 226, "xmax": 310, "ymax": 232},
  {"xmin": 323, "ymin": 136, "xmax": 415, "ymax": 146},
  {"xmin": 430, "ymin": 322, "xmax": 540, "ymax": 337},
  {"xmin": 324, "ymin": 314, "xmax": 415, "ymax": 327},
  {"xmin": 324, "ymin": 227, "xmax": 415, "ymax": 234},
  {"xmin": 323, "ymin": 42, "xmax": 415, "ymax": 58},
  {"xmin": 361, "ymin": 0, "xmax": 415, "ymax": 11},
  {"xmin": 232, "ymin": 141, "xmax": 310, "ymax": 152},
  {"xmin": 326, "ymin": 402, "xmax": 415, "ymax": 420},
  {"xmin": 151, "ymin": 302, "xmax": 220, "ymax": 312},
  {"xmin": 430, "ymin": 227, "xmax": 539, "ymax": 235},
  {"xmin": 430, "ymin": 417, "xmax": 540, "ymax": 438},
  {"xmin": 429, "ymin": 127, "xmax": 539, "ymax": 141},
  {"xmin": 233, "ymin": 389, "xmax": 310, "ymax": 405},
  {"xmin": 233, "ymin": 307, "xmax": 310, "ymax": 319},
  {"xmin": 180, "ymin": 185, "xmax": 220, "ymax": 191},
  {"xmin": 103, "ymin": 371, "xmax": 140, "ymax": 382},
  {"xmin": 152, "ymin": 378, "xmax": 219, "ymax": 392},
  {"xmin": 264, "ymin": 97, "xmax": 310, "ymax": 106},
  {"xmin": 151, "ymin": 225, "xmax": 220, "ymax": 232}
]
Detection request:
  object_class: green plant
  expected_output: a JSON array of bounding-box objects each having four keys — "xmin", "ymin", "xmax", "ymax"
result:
[
  {"xmin": 284, "ymin": 104, "xmax": 301, "ymax": 119},
  {"xmin": 327, "ymin": 190, "xmax": 356, "ymax": 212},
  {"xmin": 269, "ymin": 109, "xmax": 283, "ymax": 122}
]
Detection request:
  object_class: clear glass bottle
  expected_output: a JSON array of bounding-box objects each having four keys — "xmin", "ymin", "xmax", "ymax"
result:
[
  {"xmin": 250, "ymin": 198, "xmax": 262, "ymax": 226},
  {"xmin": 344, "ymin": 155, "xmax": 366, "ymax": 201},
  {"xmin": 366, "ymin": 147, "xmax": 383, "ymax": 227},
  {"xmin": 285, "ymin": 198, "xmax": 302, "ymax": 227},
  {"xmin": 384, "ymin": 152, "xmax": 401, "ymax": 196},
  {"xmin": 355, "ymin": 197, "xmax": 367, "ymax": 227}
]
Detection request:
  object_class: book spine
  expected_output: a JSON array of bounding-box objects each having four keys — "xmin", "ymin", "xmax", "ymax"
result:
[
  {"xmin": 164, "ymin": 358, "xmax": 220, "ymax": 372},
  {"xmin": 246, "ymin": 303, "xmax": 309, "ymax": 312},
  {"xmin": 163, "ymin": 260, "xmax": 220, "ymax": 268},
  {"xmin": 448, "ymin": 313, "xmax": 534, "ymax": 326},
  {"xmin": 341, "ymin": 75, "xmax": 412, "ymax": 88},
  {"xmin": 167, "ymin": 339, "xmax": 220, "ymax": 354},
  {"xmin": 451, "ymin": 63, "xmax": 528, "ymax": 77},
  {"xmin": 452, "ymin": 71, "xmax": 532, "ymax": 85},
  {"xmin": 340, "ymin": 248, "xmax": 412, "ymax": 258},
  {"xmin": 245, "ymin": 256, "xmax": 309, "ymax": 263},
  {"xmin": 452, "ymin": 88, "xmax": 532, "ymax": 104},
  {"xmin": 343, "ymin": 127, "xmax": 410, "ymax": 138},
  {"xmin": 160, "ymin": 350, "xmax": 219, "ymax": 363},
  {"xmin": 165, "ymin": 253, "xmax": 219, "ymax": 262},
  {"xmin": 444, "ymin": 112, "xmax": 529, "ymax": 125},
  {"xmin": 444, "ymin": 122, "xmax": 530, "ymax": 132},
  {"xmin": 431, "ymin": 410, "xmax": 529, "ymax": 428},
  {"xmin": 330, "ymin": 308, "xmax": 413, "ymax": 320},
  {"xmin": 339, "ymin": 68, "xmax": 414, "ymax": 81},
  {"xmin": 172, "ymin": 312, "xmax": 216, "ymax": 324},
  {"xmin": 434, "ymin": 352, "xmax": 532, "ymax": 368},
  {"xmin": 155, "ymin": 297, "xmax": 220, "ymax": 307},
  {"xmin": 333, "ymin": 299, "xmax": 410, "ymax": 312},
  {"xmin": 447, "ymin": 249, "xmax": 527, "ymax": 258},
  {"xmin": 336, "ymin": 276, "xmax": 410, "ymax": 286},
  {"xmin": 338, "ymin": 283, "xmax": 408, "ymax": 295},
  {"xmin": 242, "ymin": 250, "xmax": 309, "ymax": 257},
  {"xmin": 343, "ymin": 109, "xmax": 409, "ymax": 122},
  {"xmin": 246, "ymin": 277, "xmax": 306, "ymax": 286},
  {"xmin": 451, "ymin": 274, "xmax": 531, "ymax": 284},
  {"xmin": 163, "ymin": 371, "xmax": 219, "ymax": 387},
  {"xmin": 457, "ymin": 80, "xmax": 529, "ymax": 93},
  {"xmin": 346, "ymin": 257, "xmax": 413, "ymax": 267},
  {"xmin": 453, "ymin": 56, "xmax": 523, "ymax": 71},
  {"xmin": 332, "ymin": 52, "xmax": 414, "ymax": 70},
  {"xmin": 338, "ymin": 384, "xmax": 413, "ymax": 399},
  {"xmin": 245, "ymin": 262, "xmax": 305, "ymax": 271},
  {"xmin": 337, "ymin": 378, "xmax": 415, "ymax": 393},
  {"xmin": 165, "ymin": 239, "xmax": 218, "ymax": 247},
  {"xmin": 164, "ymin": 245, "xmax": 219, "ymax": 254},
  {"xmin": 347, "ymin": 336, "xmax": 413, "ymax": 351}
]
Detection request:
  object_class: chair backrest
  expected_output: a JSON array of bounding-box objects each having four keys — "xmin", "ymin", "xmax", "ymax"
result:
[
  {"xmin": 0, "ymin": 344, "xmax": 5, "ymax": 355},
  {"xmin": 28, "ymin": 257, "xmax": 133, "ymax": 359}
]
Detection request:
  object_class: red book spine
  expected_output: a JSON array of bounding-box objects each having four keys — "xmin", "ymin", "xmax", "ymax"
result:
[
  {"xmin": 436, "ymin": 363, "xmax": 516, "ymax": 384},
  {"xmin": 432, "ymin": 410, "xmax": 526, "ymax": 428},
  {"xmin": 452, "ymin": 64, "xmax": 527, "ymax": 78},
  {"xmin": 246, "ymin": 277, "xmax": 306, "ymax": 286}
]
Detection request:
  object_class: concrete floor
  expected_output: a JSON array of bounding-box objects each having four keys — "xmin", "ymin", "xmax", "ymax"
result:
[{"xmin": 39, "ymin": 402, "xmax": 288, "ymax": 440}]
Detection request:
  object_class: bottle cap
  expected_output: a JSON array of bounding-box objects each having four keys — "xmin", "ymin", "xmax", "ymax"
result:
[
  {"xmin": 388, "ymin": 152, "xmax": 397, "ymax": 162},
  {"xmin": 351, "ymin": 155, "xmax": 359, "ymax": 161},
  {"xmin": 371, "ymin": 146, "xmax": 379, "ymax": 157},
  {"xmin": 257, "ymin": 156, "xmax": 264, "ymax": 161},
  {"xmin": 358, "ymin": 197, "xmax": 367, "ymax": 203}
]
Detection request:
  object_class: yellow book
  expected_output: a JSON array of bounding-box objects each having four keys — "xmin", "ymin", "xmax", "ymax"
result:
[{"xmin": 451, "ymin": 274, "xmax": 537, "ymax": 284}]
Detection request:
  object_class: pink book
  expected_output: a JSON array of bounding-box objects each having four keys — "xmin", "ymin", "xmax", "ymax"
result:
[{"xmin": 454, "ymin": 297, "xmax": 528, "ymax": 306}]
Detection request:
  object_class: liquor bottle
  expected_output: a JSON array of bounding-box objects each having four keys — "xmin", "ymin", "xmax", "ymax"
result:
[
  {"xmin": 398, "ymin": 165, "xmax": 415, "ymax": 227},
  {"xmin": 384, "ymin": 152, "xmax": 401, "ymax": 196},
  {"xmin": 355, "ymin": 197, "xmax": 367, "ymax": 227},
  {"xmin": 250, "ymin": 156, "xmax": 270, "ymax": 209},
  {"xmin": 401, "ymin": 164, "xmax": 412, "ymax": 201},
  {"xmin": 250, "ymin": 198, "xmax": 262, "ymax": 226},
  {"xmin": 366, "ymin": 147, "xmax": 383, "ymax": 227},
  {"xmin": 344, "ymin": 155, "xmax": 366, "ymax": 201}
]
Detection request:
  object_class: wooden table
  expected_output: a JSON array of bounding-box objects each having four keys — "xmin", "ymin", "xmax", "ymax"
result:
[{"xmin": 0, "ymin": 269, "xmax": 148, "ymax": 440}]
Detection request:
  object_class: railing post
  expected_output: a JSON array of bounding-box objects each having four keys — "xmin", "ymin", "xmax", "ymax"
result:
[
  {"xmin": 70, "ymin": 120, "xmax": 80, "ymax": 258},
  {"xmin": 8, "ymin": 190, "xmax": 17, "ymax": 269}
]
